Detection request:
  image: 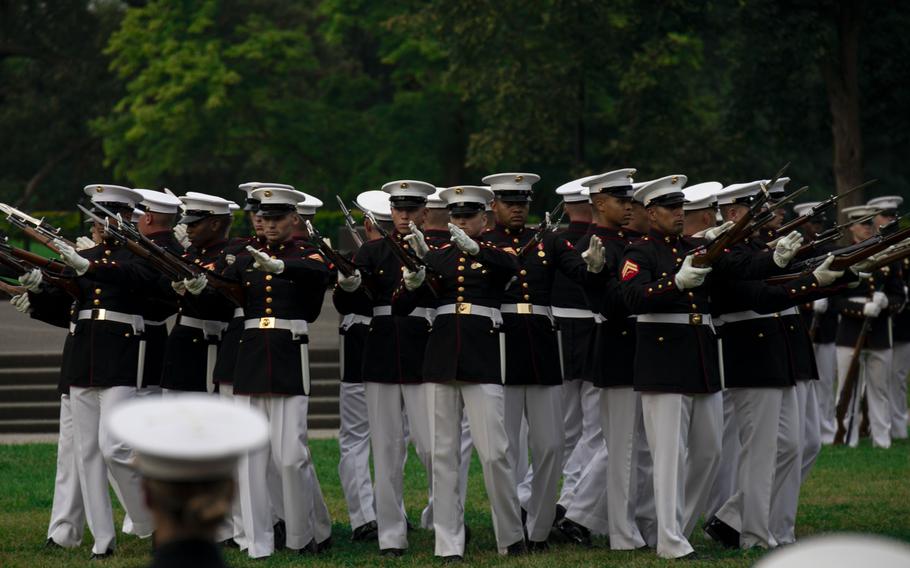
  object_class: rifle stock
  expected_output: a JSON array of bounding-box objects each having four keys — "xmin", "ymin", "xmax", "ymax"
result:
[{"xmin": 834, "ymin": 317, "xmax": 871, "ymax": 445}]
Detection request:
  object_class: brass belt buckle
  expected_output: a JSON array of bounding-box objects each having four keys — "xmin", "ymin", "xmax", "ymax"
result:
[
  {"xmin": 517, "ymin": 303, "xmax": 532, "ymax": 315},
  {"xmin": 92, "ymin": 308, "xmax": 107, "ymax": 321},
  {"xmin": 456, "ymin": 302, "xmax": 472, "ymax": 315},
  {"xmin": 259, "ymin": 317, "xmax": 276, "ymax": 329},
  {"xmin": 689, "ymin": 313, "xmax": 702, "ymax": 325}
]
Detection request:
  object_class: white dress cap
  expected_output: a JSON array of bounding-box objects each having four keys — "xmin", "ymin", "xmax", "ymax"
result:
[
  {"xmin": 130, "ymin": 208, "xmax": 145, "ymax": 223},
  {"xmin": 179, "ymin": 192, "xmax": 235, "ymax": 223},
  {"xmin": 381, "ymin": 180, "xmax": 435, "ymax": 208},
  {"xmin": 482, "ymin": 172, "xmax": 540, "ymax": 202},
  {"xmin": 632, "ymin": 175, "xmax": 688, "ymax": 207},
  {"xmin": 715, "ymin": 180, "xmax": 764, "ymax": 206},
  {"xmin": 754, "ymin": 534, "xmax": 910, "ymax": 568},
  {"xmin": 792, "ymin": 202, "xmax": 821, "ymax": 217},
  {"xmin": 765, "ymin": 176, "xmax": 790, "ymax": 197},
  {"xmin": 427, "ymin": 187, "xmax": 447, "ymax": 209},
  {"xmin": 250, "ymin": 187, "xmax": 306, "ymax": 217},
  {"xmin": 581, "ymin": 168, "xmax": 637, "ymax": 197},
  {"xmin": 83, "ymin": 184, "xmax": 143, "ymax": 209},
  {"xmin": 355, "ymin": 190, "xmax": 392, "ymax": 222},
  {"xmin": 842, "ymin": 204, "xmax": 878, "ymax": 221},
  {"xmin": 134, "ymin": 188, "xmax": 182, "ymax": 215},
  {"xmin": 296, "ymin": 192, "xmax": 324, "ymax": 216},
  {"xmin": 867, "ymin": 195, "xmax": 904, "ymax": 212},
  {"xmin": 556, "ymin": 174, "xmax": 600, "ymax": 203},
  {"xmin": 107, "ymin": 395, "xmax": 268, "ymax": 482},
  {"xmin": 440, "ymin": 185, "xmax": 495, "ymax": 215},
  {"xmin": 682, "ymin": 182, "xmax": 722, "ymax": 211},
  {"xmin": 238, "ymin": 182, "xmax": 294, "ymax": 211}
]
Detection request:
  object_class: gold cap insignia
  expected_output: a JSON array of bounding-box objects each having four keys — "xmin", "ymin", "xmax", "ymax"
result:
[
  {"xmin": 400, "ymin": 182, "xmax": 409, "ymax": 189},
  {"xmin": 263, "ymin": 190, "xmax": 272, "ymax": 198},
  {"xmin": 96, "ymin": 186, "xmax": 104, "ymax": 193},
  {"xmin": 671, "ymin": 176, "xmax": 679, "ymax": 184},
  {"xmin": 515, "ymin": 175, "xmax": 524, "ymax": 182},
  {"xmin": 454, "ymin": 187, "xmax": 463, "ymax": 194}
]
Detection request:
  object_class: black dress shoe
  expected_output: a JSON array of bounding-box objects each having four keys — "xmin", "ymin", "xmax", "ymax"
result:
[
  {"xmin": 352, "ymin": 520, "xmax": 378, "ymax": 542},
  {"xmin": 273, "ymin": 520, "xmax": 287, "ymax": 551},
  {"xmin": 554, "ymin": 504, "xmax": 567, "ymax": 524},
  {"xmin": 528, "ymin": 540, "xmax": 550, "ymax": 553},
  {"xmin": 44, "ymin": 538, "xmax": 64, "ymax": 550},
  {"xmin": 506, "ymin": 540, "xmax": 527, "ymax": 556},
  {"xmin": 316, "ymin": 536, "xmax": 332, "ymax": 553},
  {"xmin": 440, "ymin": 555, "xmax": 463, "ymax": 564},
  {"xmin": 217, "ymin": 538, "xmax": 240, "ymax": 549},
  {"xmin": 464, "ymin": 524, "xmax": 471, "ymax": 547},
  {"xmin": 380, "ymin": 548, "xmax": 405, "ymax": 557},
  {"xmin": 703, "ymin": 515, "xmax": 739, "ymax": 549},
  {"xmin": 677, "ymin": 551, "xmax": 700, "ymax": 561},
  {"xmin": 556, "ymin": 517, "xmax": 592, "ymax": 547},
  {"xmin": 89, "ymin": 548, "xmax": 114, "ymax": 560}
]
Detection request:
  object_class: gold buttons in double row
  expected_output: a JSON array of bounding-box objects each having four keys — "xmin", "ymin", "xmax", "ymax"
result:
[
  {"xmin": 457, "ymin": 276, "xmax": 465, "ymax": 283},
  {"xmin": 94, "ymin": 288, "xmax": 101, "ymax": 295},
  {"xmin": 457, "ymin": 286, "xmax": 465, "ymax": 292},
  {"xmin": 513, "ymin": 238, "xmax": 519, "ymax": 244},
  {"xmin": 265, "ymin": 285, "xmax": 272, "ymax": 292},
  {"xmin": 93, "ymin": 299, "xmax": 100, "ymax": 306},
  {"xmin": 265, "ymin": 307, "xmax": 273, "ymax": 315},
  {"xmin": 265, "ymin": 274, "xmax": 273, "ymax": 281},
  {"xmin": 658, "ymin": 336, "xmax": 664, "ymax": 342},
  {"xmin": 457, "ymin": 266, "xmax": 465, "ymax": 271},
  {"xmin": 245, "ymin": 281, "xmax": 251, "ymax": 287},
  {"xmin": 537, "ymin": 250, "xmax": 546, "ymax": 258},
  {"xmin": 104, "ymin": 249, "xmax": 111, "ymax": 256},
  {"xmin": 457, "ymin": 296, "xmax": 464, "ymax": 302},
  {"xmin": 265, "ymin": 297, "xmax": 273, "ymax": 304},
  {"xmin": 459, "ymin": 257, "xmax": 466, "ymax": 263},
  {"xmin": 758, "ymin": 332, "xmax": 764, "ymax": 338},
  {"xmin": 523, "ymin": 294, "xmax": 530, "ymax": 301},
  {"xmin": 520, "ymin": 269, "xmax": 527, "ymax": 276},
  {"xmin": 522, "ymin": 282, "xmax": 529, "ymax": 288},
  {"xmin": 691, "ymin": 304, "xmax": 697, "ymax": 309}
]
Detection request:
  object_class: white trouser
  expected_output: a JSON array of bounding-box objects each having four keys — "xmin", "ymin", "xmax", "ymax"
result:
[
  {"xmin": 604, "ymin": 387, "xmax": 647, "ymax": 549},
  {"xmin": 47, "ymin": 394, "xmax": 84, "ymax": 547},
  {"xmin": 641, "ymin": 392, "xmax": 722, "ymax": 559},
  {"xmin": 563, "ymin": 442, "xmax": 609, "ymax": 535},
  {"xmin": 769, "ymin": 387, "xmax": 802, "ymax": 546},
  {"xmin": 504, "ymin": 385, "xmax": 564, "ymax": 542},
  {"xmin": 338, "ymin": 382, "xmax": 376, "ymax": 528},
  {"xmin": 705, "ymin": 390, "xmax": 739, "ymax": 520},
  {"xmin": 134, "ymin": 385, "xmax": 161, "ymax": 398},
  {"xmin": 70, "ymin": 386, "xmax": 152, "ymax": 554},
  {"xmin": 364, "ymin": 382, "xmax": 434, "ymax": 550},
  {"xmin": 797, "ymin": 380, "xmax": 822, "ymax": 482},
  {"xmin": 217, "ymin": 384, "xmax": 245, "ymax": 547},
  {"xmin": 716, "ymin": 388, "xmax": 788, "ymax": 548},
  {"xmin": 559, "ymin": 380, "xmax": 604, "ymax": 507},
  {"xmin": 457, "ymin": 412, "xmax": 474, "ymax": 507},
  {"xmin": 433, "ymin": 382, "xmax": 523, "ymax": 557},
  {"xmin": 836, "ymin": 346, "xmax": 893, "ymax": 448},
  {"xmin": 235, "ymin": 395, "xmax": 330, "ymax": 558},
  {"xmin": 890, "ymin": 341, "xmax": 910, "ymax": 439},
  {"xmin": 814, "ymin": 342, "xmax": 838, "ymax": 444}
]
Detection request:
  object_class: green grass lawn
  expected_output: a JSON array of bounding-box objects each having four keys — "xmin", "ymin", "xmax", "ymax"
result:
[{"xmin": 0, "ymin": 438, "xmax": 908, "ymax": 567}]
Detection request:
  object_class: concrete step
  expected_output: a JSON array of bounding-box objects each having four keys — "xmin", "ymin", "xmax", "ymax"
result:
[
  {"xmin": 0, "ymin": 419, "xmax": 60, "ymax": 434},
  {"xmin": 0, "ymin": 384, "xmax": 60, "ymax": 403},
  {"xmin": 0, "ymin": 367, "xmax": 61, "ymax": 387},
  {"xmin": 309, "ymin": 379, "xmax": 339, "ymax": 397},
  {"xmin": 0, "ymin": 352, "xmax": 62, "ymax": 368},
  {"xmin": 308, "ymin": 415, "xmax": 340, "ymax": 430},
  {"xmin": 309, "ymin": 396, "xmax": 340, "ymax": 415},
  {"xmin": 0, "ymin": 401, "xmax": 60, "ymax": 420}
]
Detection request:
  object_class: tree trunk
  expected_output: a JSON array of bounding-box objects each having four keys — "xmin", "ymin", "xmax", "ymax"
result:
[{"xmin": 820, "ymin": 0, "xmax": 864, "ymax": 227}]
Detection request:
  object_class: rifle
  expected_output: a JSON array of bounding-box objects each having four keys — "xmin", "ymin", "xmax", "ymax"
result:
[
  {"xmin": 861, "ymin": 238, "xmax": 910, "ymax": 273},
  {"xmin": 305, "ymin": 220, "xmax": 374, "ymax": 300},
  {"xmin": 0, "ymin": 232, "xmax": 69, "ymax": 273},
  {"xmin": 744, "ymin": 185, "xmax": 810, "ymax": 237},
  {"xmin": 0, "ymin": 202, "xmax": 75, "ymax": 253},
  {"xmin": 791, "ymin": 215, "xmax": 872, "ymax": 258},
  {"xmin": 691, "ymin": 162, "xmax": 790, "ymax": 267},
  {"xmin": 364, "ymin": 211, "xmax": 441, "ymax": 297},
  {"xmin": 834, "ymin": 314, "xmax": 872, "ymax": 445},
  {"xmin": 0, "ymin": 279, "xmax": 24, "ymax": 298},
  {"xmin": 517, "ymin": 201, "xmax": 565, "ymax": 258},
  {"xmin": 773, "ymin": 179, "xmax": 877, "ymax": 238},
  {"xmin": 0, "ymin": 238, "xmax": 80, "ymax": 297},
  {"xmin": 81, "ymin": 204, "xmax": 245, "ymax": 306},
  {"xmin": 335, "ymin": 196, "xmax": 364, "ymax": 249}
]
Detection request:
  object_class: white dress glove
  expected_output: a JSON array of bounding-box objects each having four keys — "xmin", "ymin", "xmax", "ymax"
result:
[
  {"xmin": 811, "ymin": 254, "xmax": 843, "ymax": 287},
  {"xmin": 773, "ymin": 231, "xmax": 803, "ymax": 268},
  {"xmin": 337, "ymin": 269, "xmax": 362, "ymax": 292},
  {"xmin": 171, "ymin": 279, "xmax": 187, "ymax": 295},
  {"xmin": 582, "ymin": 236, "xmax": 605, "ymax": 273},
  {"xmin": 674, "ymin": 254, "xmax": 712, "ymax": 291},
  {"xmin": 813, "ymin": 298, "xmax": 828, "ymax": 314},
  {"xmin": 247, "ymin": 246, "xmax": 285, "ymax": 274},
  {"xmin": 184, "ymin": 274, "xmax": 208, "ymax": 295},
  {"xmin": 75, "ymin": 236, "xmax": 96, "ymax": 251},
  {"xmin": 403, "ymin": 221, "xmax": 430, "ymax": 259},
  {"xmin": 448, "ymin": 223, "xmax": 480, "ymax": 255},
  {"xmin": 703, "ymin": 221, "xmax": 735, "ymax": 243},
  {"xmin": 173, "ymin": 223, "xmax": 191, "ymax": 250},
  {"xmin": 863, "ymin": 301, "xmax": 882, "ymax": 318},
  {"xmin": 872, "ymin": 291, "xmax": 889, "ymax": 310},
  {"xmin": 53, "ymin": 239, "xmax": 90, "ymax": 276},
  {"xmin": 403, "ymin": 266, "xmax": 426, "ymax": 291},
  {"xmin": 19, "ymin": 269, "xmax": 43, "ymax": 292},
  {"xmin": 10, "ymin": 293, "xmax": 30, "ymax": 313}
]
